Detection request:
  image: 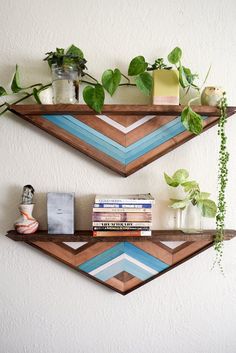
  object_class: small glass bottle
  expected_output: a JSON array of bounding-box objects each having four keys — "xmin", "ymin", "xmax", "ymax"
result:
[
  {"xmin": 51, "ymin": 63, "xmax": 79, "ymax": 104},
  {"xmin": 176, "ymin": 203, "xmax": 202, "ymax": 233}
]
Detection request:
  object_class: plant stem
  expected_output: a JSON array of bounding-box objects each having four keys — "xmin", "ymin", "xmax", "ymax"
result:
[
  {"xmin": 80, "ymin": 80, "xmax": 97, "ymax": 86},
  {"xmin": 119, "ymin": 83, "xmax": 136, "ymax": 87},
  {"xmin": 121, "ymin": 73, "xmax": 130, "ymax": 84},
  {"xmin": 83, "ymin": 73, "xmax": 99, "ymax": 84}
]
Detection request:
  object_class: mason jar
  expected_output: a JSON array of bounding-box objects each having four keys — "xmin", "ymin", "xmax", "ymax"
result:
[{"xmin": 51, "ymin": 63, "xmax": 80, "ymax": 104}]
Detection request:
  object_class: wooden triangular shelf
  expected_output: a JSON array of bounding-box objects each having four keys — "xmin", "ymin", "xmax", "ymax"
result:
[
  {"xmin": 6, "ymin": 230, "xmax": 236, "ymax": 295},
  {"xmin": 9, "ymin": 105, "xmax": 236, "ymax": 177}
]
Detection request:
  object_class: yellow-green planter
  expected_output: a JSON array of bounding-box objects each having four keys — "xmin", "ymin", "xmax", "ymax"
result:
[{"xmin": 153, "ymin": 69, "xmax": 179, "ymax": 105}]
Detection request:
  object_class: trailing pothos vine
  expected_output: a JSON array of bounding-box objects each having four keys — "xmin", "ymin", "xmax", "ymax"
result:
[
  {"xmin": 0, "ymin": 45, "xmax": 208, "ymax": 136},
  {"xmin": 213, "ymin": 92, "xmax": 229, "ymax": 272}
]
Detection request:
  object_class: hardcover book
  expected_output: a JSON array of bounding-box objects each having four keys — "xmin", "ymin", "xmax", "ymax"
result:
[
  {"xmin": 47, "ymin": 192, "xmax": 75, "ymax": 234},
  {"xmin": 95, "ymin": 194, "xmax": 155, "ymax": 204}
]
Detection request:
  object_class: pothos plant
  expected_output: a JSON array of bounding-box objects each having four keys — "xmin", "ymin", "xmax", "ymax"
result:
[
  {"xmin": 0, "ymin": 44, "xmax": 207, "ymax": 137},
  {"xmin": 164, "ymin": 169, "xmax": 217, "ymax": 218}
]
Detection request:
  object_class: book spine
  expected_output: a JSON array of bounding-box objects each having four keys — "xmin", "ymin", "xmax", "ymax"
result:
[
  {"xmin": 93, "ymin": 226, "xmax": 151, "ymax": 231},
  {"xmin": 95, "ymin": 199, "xmax": 153, "ymax": 204},
  {"xmin": 93, "ymin": 230, "xmax": 152, "ymax": 237},
  {"xmin": 93, "ymin": 208, "xmax": 151, "ymax": 213},
  {"xmin": 92, "ymin": 222, "xmax": 152, "ymax": 227},
  {"xmin": 94, "ymin": 203, "xmax": 152, "ymax": 208},
  {"xmin": 92, "ymin": 213, "xmax": 152, "ymax": 222}
]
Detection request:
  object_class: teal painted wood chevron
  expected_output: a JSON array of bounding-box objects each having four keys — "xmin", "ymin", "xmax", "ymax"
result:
[{"xmin": 43, "ymin": 114, "xmax": 207, "ymax": 165}]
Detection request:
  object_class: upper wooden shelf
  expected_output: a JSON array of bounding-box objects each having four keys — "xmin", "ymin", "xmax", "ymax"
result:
[
  {"xmin": 9, "ymin": 104, "xmax": 236, "ymax": 176},
  {"xmin": 9, "ymin": 104, "xmax": 236, "ymax": 116},
  {"xmin": 6, "ymin": 229, "xmax": 236, "ymax": 242}
]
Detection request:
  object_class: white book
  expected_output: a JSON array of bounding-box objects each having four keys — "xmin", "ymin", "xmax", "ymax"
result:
[{"xmin": 95, "ymin": 193, "xmax": 155, "ymax": 204}]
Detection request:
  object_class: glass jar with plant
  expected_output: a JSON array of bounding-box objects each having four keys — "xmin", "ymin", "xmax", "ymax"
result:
[
  {"xmin": 44, "ymin": 45, "xmax": 87, "ymax": 104},
  {"xmin": 164, "ymin": 169, "xmax": 217, "ymax": 233}
]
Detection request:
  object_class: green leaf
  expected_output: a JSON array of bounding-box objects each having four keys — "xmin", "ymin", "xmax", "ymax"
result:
[
  {"xmin": 197, "ymin": 199, "xmax": 217, "ymax": 218},
  {"xmin": 135, "ymin": 72, "xmax": 153, "ymax": 96},
  {"xmin": 167, "ymin": 47, "xmax": 182, "ymax": 64},
  {"xmin": 32, "ymin": 88, "xmax": 42, "ymax": 104},
  {"xmin": 170, "ymin": 198, "xmax": 189, "ymax": 209},
  {"xmin": 83, "ymin": 84, "xmax": 105, "ymax": 113},
  {"xmin": 181, "ymin": 106, "xmax": 203, "ymax": 135},
  {"xmin": 178, "ymin": 64, "xmax": 190, "ymax": 88},
  {"xmin": 0, "ymin": 87, "xmax": 7, "ymax": 96},
  {"xmin": 198, "ymin": 192, "xmax": 211, "ymax": 200},
  {"xmin": 172, "ymin": 169, "xmax": 189, "ymax": 184},
  {"xmin": 128, "ymin": 56, "xmax": 148, "ymax": 76},
  {"xmin": 66, "ymin": 44, "xmax": 84, "ymax": 58},
  {"xmin": 181, "ymin": 181, "xmax": 199, "ymax": 192},
  {"xmin": 102, "ymin": 69, "xmax": 121, "ymax": 96},
  {"xmin": 164, "ymin": 172, "xmax": 179, "ymax": 187},
  {"xmin": 183, "ymin": 66, "xmax": 198, "ymax": 85},
  {"xmin": 11, "ymin": 65, "xmax": 22, "ymax": 93}
]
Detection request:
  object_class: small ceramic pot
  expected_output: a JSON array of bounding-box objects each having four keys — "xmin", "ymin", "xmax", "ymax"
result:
[
  {"xmin": 201, "ymin": 86, "xmax": 224, "ymax": 106},
  {"xmin": 14, "ymin": 204, "xmax": 39, "ymax": 234}
]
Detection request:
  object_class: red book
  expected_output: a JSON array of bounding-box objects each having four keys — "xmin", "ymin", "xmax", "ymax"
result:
[{"xmin": 93, "ymin": 230, "xmax": 152, "ymax": 237}]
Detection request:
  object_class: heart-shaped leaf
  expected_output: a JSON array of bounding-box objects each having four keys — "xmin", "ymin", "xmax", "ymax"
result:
[
  {"xmin": 102, "ymin": 69, "xmax": 121, "ymax": 96},
  {"xmin": 168, "ymin": 47, "xmax": 182, "ymax": 64},
  {"xmin": 181, "ymin": 181, "xmax": 199, "ymax": 192},
  {"xmin": 66, "ymin": 44, "xmax": 84, "ymax": 58},
  {"xmin": 11, "ymin": 65, "xmax": 22, "ymax": 93},
  {"xmin": 83, "ymin": 84, "xmax": 105, "ymax": 113},
  {"xmin": 135, "ymin": 72, "xmax": 153, "ymax": 96},
  {"xmin": 181, "ymin": 106, "xmax": 203, "ymax": 135},
  {"xmin": 164, "ymin": 173, "xmax": 179, "ymax": 187},
  {"xmin": 172, "ymin": 169, "xmax": 189, "ymax": 184},
  {"xmin": 178, "ymin": 64, "xmax": 190, "ymax": 88},
  {"xmin": 170, "ymin": 198, "xmax": 190, "ymax": 209},
  {"xmin": 197, "ymin": 199, "xmax": 217, "ymax": 218},
  {"xmin": 128, "ymin": 56, "xmax": 148, "ymax": 76}
]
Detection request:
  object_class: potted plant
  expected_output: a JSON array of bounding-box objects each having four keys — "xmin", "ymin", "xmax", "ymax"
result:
[
  {"xmin": 164, "ymin": 169, "xmax": 217, "ymax": 233},
  {"xmin": 44, "ymin": 45, "xmax": 87, "ymax": 104}
]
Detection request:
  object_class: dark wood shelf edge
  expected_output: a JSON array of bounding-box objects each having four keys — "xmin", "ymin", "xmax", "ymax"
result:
[
  {"xmin": 5, "ymin": 229, "xmax": 236, "ymax": 242},
  {"xmin": 9, "ymin": 104, "xmax": 236, "ymax": 117}
]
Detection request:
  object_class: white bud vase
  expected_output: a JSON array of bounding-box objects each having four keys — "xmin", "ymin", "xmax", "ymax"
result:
[{"xmin": 14, "ymin": 204, "xmax": 39, "ymax": 234}]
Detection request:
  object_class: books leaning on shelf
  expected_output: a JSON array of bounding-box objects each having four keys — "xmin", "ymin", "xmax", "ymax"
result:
[{"xmin": 92, "ymin": 194, "xmax": 154, "ymax": 237}]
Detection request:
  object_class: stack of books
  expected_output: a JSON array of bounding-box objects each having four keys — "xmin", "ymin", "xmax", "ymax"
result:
[{"xmin": 92, "ymin": 194, "xmax": 154, "ymax": 237}]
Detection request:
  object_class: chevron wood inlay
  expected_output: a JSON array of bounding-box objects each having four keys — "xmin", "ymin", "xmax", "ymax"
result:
[
  {"xmin": 9, "ymin": 105, "xmax": 236, "ymax": 177},
  {"xmin": 7, "ymin": 229, "xmax": 236, "ymax": 295}
]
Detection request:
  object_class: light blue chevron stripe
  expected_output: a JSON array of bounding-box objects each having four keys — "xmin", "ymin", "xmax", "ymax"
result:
[
  {"xmin": 43, "ymin": 114, "xmax": 207, "ymax": 165},
  {"xmin": 93, "ymin": 259, "xmax": 155, "ymax": 281},
  {"xmin": 79, "ymin": 243, "xmax": 124, "ymax": 272},
  {"xmin": 124, "ymin": 243, "xmax": 169, "ymax": 272}
]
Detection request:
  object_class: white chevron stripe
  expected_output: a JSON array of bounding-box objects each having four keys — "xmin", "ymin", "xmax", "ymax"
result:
[
  {"xmin": 160, "ymin": 241, "xmax": 186, "ymax": 249},
  {"xmin": 97, "ymin": 115, "xmax": 156, "ymax": 133},
  {"xmin": 63, "ymin": 242, "xmax": 87, "ymax": 249},
  {"xmin": 89, "ymin": 253, "xmax": 157, "ymax": 276}
]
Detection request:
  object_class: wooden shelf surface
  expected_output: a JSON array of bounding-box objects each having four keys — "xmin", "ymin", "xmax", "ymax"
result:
[
  {"xmin": 5, "ymin": 229, "xmax": 236, "ymax": 242},
  {"xmin": 9, "ymin": 104, "xmax": 236, "ymax": 116}
]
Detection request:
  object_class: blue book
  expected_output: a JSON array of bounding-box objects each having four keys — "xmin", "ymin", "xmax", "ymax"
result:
[{"xmin": 94, "ymin": 203, "xmax": 152, "ymax": 209}]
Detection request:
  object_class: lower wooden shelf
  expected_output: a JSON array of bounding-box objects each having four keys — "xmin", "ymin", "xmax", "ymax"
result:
[{"xmin": 5, "ymin": 229, "xmax": 236, "ymax": 295}]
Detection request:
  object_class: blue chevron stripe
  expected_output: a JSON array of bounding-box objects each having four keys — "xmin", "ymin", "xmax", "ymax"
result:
[
  {"xmin": 93, "ymin": 259, "xmax": 155, "ymax": 281},
  {"xmin": 79, "ymin": 243, "xmax": 124, "ymax": 272},
  {"xmin": 124, "ymin": 243, "xmax": 169, "ymax": 271},
  {"xmin": 43, "ymin": 114, "xmax": 207, "ymax": 165},
  {"xmin": 78, "ymin": 242, "xmax": 169, "ymax": 277}
]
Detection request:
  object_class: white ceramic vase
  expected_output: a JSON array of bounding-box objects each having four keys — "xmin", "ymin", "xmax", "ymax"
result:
[{"xmin": 14, "ymin": 204, "xmax": 39, "ymax": 234}]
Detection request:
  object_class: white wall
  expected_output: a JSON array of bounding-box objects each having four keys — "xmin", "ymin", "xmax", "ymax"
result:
[{"xmin": 1, "ymin": 1, "xmax": 236, "ymax": 352}]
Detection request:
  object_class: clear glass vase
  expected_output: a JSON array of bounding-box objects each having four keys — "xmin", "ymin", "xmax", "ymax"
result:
[
  {"xmin": 176, "ymin": 203, "xmax": 202, "ymax": 233},
  {"xmin": 51, "ymin": 63, "xmax": 80, "ymax": 104}
]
